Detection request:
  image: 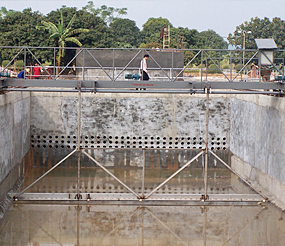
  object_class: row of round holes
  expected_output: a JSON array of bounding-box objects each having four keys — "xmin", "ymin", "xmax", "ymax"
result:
[
  {"xmin": 31, "ymin": 145, "xmax": 226, "ymax": 150},
  {"xmin": 31, "ymin": 139, "xmax": 226, "ymax": 146},
  {"xmin": 31, "ymin": 135, "xmax": 226, "ymax": 141},
  {"xmin": 31, "ymin": 140, "xmax": 211, "ymax": 145}
]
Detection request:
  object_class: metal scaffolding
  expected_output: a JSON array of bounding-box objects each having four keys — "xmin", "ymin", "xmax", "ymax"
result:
[
  {"xmin": 1, "ymin": 46, "xmax": 278, "ymax": 204},
  {"xmin": 11, "ymin": 81, "xmax": 269, "ymax": 205}
]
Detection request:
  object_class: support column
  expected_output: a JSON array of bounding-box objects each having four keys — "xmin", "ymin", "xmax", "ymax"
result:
[
  {"xmin": 202, "ymin": 84, "xmax": 210, "ymax": 201},
  {"xmin": 76, "ymin": 81, "xmax": 82, "ymax": 200}
]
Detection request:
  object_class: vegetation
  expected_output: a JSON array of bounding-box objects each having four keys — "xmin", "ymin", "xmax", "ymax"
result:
[
  {"xmin": 36, "ymin": 11, "xmax": 89, "ymax": 66},
  {"xmin": 228, "ymin": 17, "xmax": 285, "ymax": 50},
  {"xmin": 1, "ymin": 2, "xmax": 285, "ymax": 71}
]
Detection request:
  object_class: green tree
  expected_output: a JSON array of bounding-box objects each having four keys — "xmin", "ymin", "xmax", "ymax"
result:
[
  {"xmin": 46, "ymin": 7, "xmax": 113, "ymax": 48},
  {"xmin": 140, "ymin": 17, "xmax": 172, "ymax": 47},
  {"xmin": 195, "ymin": 30, "xmax": 227, "ymax": 49},
  {"xmin": 82, "ymin": 1, "xmax": 127, "ymax": 25},
  {"xmin": 75, "ymin": 9, "xmax": 114, "ymax": 48},
  {"xmin": 109, "ymin": 18, "xmax": 141, "ymax": 47},
  {"xmin": 0, "ymin": 8, "xmax": 49, "ymax": 65},
  {"xmin": 171, "ymin": 27, "xmax": 199, "ymax": 49},
  {"xmin": 228, "ymin": 17, "xmax": 285, "ymax": 50},
  {"xmin": 0, "ymin": 7, "xmax": 16, "ymax": 19},
  {"xmin": 36, "ymin": 11, "xmax": 89, "ymax": 65}
]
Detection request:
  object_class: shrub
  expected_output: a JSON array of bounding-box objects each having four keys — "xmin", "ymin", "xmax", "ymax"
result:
[
  {"xmin": 2, "ymin": 60, "xmax": 10, "ymax": 68},
  {"xmin": 16, "ymin": 60, "xmax": 24, "ymax": 70},
  {"xmin": 208, "ymin": 64, "xmax": 222, "ymax": 74}
]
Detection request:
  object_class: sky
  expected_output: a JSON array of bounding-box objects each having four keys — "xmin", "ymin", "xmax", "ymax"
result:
[{"xmin": 1, "ymin": 0, "xmax": 285, "ymax": 40}]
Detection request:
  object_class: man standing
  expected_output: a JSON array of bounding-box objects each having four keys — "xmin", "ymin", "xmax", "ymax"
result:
[{"xmin": 140, "ymin": 54, "xmax": 149, "ymax": 80}]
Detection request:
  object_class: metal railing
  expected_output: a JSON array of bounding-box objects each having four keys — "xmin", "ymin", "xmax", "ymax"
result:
[{"xmin": 1, "ymin": 46, "xmax": 284, "ymax": 82}]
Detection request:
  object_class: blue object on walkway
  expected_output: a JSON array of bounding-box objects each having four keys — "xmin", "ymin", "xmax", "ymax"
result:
[{"xmin": 125, "ymin": 73, "xmax": 141, "ymax": 80}]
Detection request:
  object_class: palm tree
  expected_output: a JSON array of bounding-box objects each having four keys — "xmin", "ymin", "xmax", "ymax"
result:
[{"xmin": 36, "ymin": 12, "xmax": 89, "ymax": 66}]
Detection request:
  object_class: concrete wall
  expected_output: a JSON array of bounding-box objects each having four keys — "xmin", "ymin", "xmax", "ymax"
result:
[
  {"xmin": 30, "ymin": 92, "xmax": 230, "ymax": 150},
  {"xmin": 230, "ymin": 94, "xmax": 285, "ymax": 208},
  {"xmin": 0, "ymin": 92, "xmax": 30, "ymax": 202}
]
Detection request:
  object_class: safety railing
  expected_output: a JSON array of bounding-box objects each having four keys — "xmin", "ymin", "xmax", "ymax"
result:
[{"xmin": 1, "ymin": 46, "xmax": 284, "ymax": 82}]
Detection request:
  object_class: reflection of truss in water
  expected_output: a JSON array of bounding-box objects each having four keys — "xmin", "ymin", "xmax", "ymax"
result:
[
  {"xmin": 11, "ymin": 82, "xmax": 267, "ymax": 205},
  {"xmin": 7, "ymin": 204, "xmax": 268, "ymax": 245}
]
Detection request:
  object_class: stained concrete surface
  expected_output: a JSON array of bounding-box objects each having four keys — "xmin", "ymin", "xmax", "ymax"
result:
[
  {"xmin": 230, "ymin": 94, "xmax": 285, "ymax": 208},
  {"xmin": 0, "ymin": 92, "xmax": 30, "ymax": 208}
]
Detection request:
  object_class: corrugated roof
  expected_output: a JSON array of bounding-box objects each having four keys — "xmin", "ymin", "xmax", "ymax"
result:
[{"xmin": 255, "ymin": 39, "xmax": 277, "ymax": 49}]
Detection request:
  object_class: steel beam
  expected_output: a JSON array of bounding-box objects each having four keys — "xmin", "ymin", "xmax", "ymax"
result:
[
  {"xmin": 2, "ymin": 78, "xmax": 285, "ymax": 93},
  {"xmin": 11, "ymin": 193, "xmax": 264, "ymax": 204}
]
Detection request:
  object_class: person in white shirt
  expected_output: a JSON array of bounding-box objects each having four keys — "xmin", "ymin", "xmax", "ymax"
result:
[{"xmin": 140, "ymin": 54, "xmax": 149, "ymax": 80}]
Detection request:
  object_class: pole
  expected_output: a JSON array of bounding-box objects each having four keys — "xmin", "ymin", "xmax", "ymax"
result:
[
  {"xmin": 203, "ymin": 85, "xmax": 210, "ymax": 200},
  {"xmin": 76, "ymin": 81, "xmax": 82, "ymax": 200},
  {"xmin": 243, "ymin": 32, "xmax": 245, "ymax": 67}
]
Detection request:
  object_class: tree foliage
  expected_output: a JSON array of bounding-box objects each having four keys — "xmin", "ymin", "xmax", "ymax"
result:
[
  {"xmin": 36, "ymin": 11, "xmax": 89, "ymax": 65},
  {"xmin": 110, "ymin": 18, "xmax": 141, "ymax": 47},
  {"xmin": 228, "ymin": 17, "xmax": 285, "ymax": 50},
  {"xmin": 82, "ymin": 1, "xmax": 127, "ymax": 25},
  {"xmin": 0, "ymin": 3, "xmax": 248, "ymax": 68},
  {"xmin": 196, "ymin": 30, "xmax": 227, "ymax": 49},
  {"xmin": 140, "ymin": 17, "xmax": 173, "ymax": 47}
]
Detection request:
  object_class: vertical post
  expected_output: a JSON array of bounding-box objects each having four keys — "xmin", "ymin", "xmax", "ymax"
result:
[
  {"xmin": 201, "ymin": 50, "xmax": 204, "ymax": 82},
  {"xmin": 83, "ymin": 49, "xmax": 85, "ymax": 81},
  {"xmin": 243, "ymin": 32, "xmax": 246, "ymax": 67},
  {"xmin": 203, "ymin": 85, "xmax": 210, "ymax": 200},
  {"xmin": 24, "ymin": 48, "xmax": 27, "ymax": 79},
  {"xmin": 77, "ymin": 81, "xmax": 82, "ymax": 199},
  {"xmin": 230, "ymin": 51, "xmax": 232, "ymax": 82},
  {"xmin": 171, "ymin": 49, "xmax": 174, "ymax": 82},
  {"xmin": 113, "ymin": 49, "xmax": 115, "ymax": 81},
  {"xmin": 53, "ymin": 48, "xmax": 56, "ymax": 79},
  {"xmin": 205, "ymin": 58, "xmax": 208, "ymax": 81}
]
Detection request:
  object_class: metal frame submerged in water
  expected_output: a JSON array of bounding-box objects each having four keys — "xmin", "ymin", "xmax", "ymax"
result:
[
  {"xmin": 10, "ymin": 82, "xmax": 268, "ymax": 205},
  {"xmin": 2, "ymin": 46, "xmax": 277, "ymax": 204}
]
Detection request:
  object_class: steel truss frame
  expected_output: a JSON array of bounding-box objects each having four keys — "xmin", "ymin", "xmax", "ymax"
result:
[
  {"xmin": 2, "ymin": 46, "xmax": 278, "ymax": 204},
  {"xmin": 0, "ymin": 47, "xmax": 284, "ymax": 77},
  {"xmin": 1, "ymin": 46, "xmax": 285, "ymax": 94},
  {"xmin": 11, "ymin": 81, "xmax": 268, "ymax": 205}
]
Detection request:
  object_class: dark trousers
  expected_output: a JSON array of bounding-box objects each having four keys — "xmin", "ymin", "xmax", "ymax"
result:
[{"xmin": 142, "ymin": 71, "xmax": 149, "ymax": 80}]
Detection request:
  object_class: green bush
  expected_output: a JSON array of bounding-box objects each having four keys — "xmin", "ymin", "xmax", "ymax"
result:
[
  {"xmin": 16, "ymin": 60, "xmax": 24, "ymax": 70},
  {"xmin": 208, "ymin": 64, "xmax": 222, "ymax": 74},
  {"xmin": 235, "ymin": 64, "xmax": 243, "ymax": 73},
  {"xmin": 222, "ymin": 64, "xmax": 230, "ymax": 70},
  {"xmin": 2, "ymin": 60, "xmax": 10, "ymax": 68}
]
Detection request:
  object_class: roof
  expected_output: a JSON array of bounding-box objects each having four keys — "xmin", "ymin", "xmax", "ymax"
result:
[{"xmin": 255, "ymin": 39, "xmax": 277, "ymax": 49}]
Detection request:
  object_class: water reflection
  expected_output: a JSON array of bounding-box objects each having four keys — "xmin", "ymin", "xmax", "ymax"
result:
[
  {"xmin": 0, "ymin": 204, "xmax": 284, "ymax": 245},
  {"xmin": 19, "ymin": 149, "xmax": 254, "ymax": 196}
]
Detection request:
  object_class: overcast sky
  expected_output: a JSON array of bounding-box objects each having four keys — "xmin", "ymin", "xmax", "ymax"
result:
[{"xmin": 1, "ymin": 0, "xmax": 284, "ymax": 39}]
